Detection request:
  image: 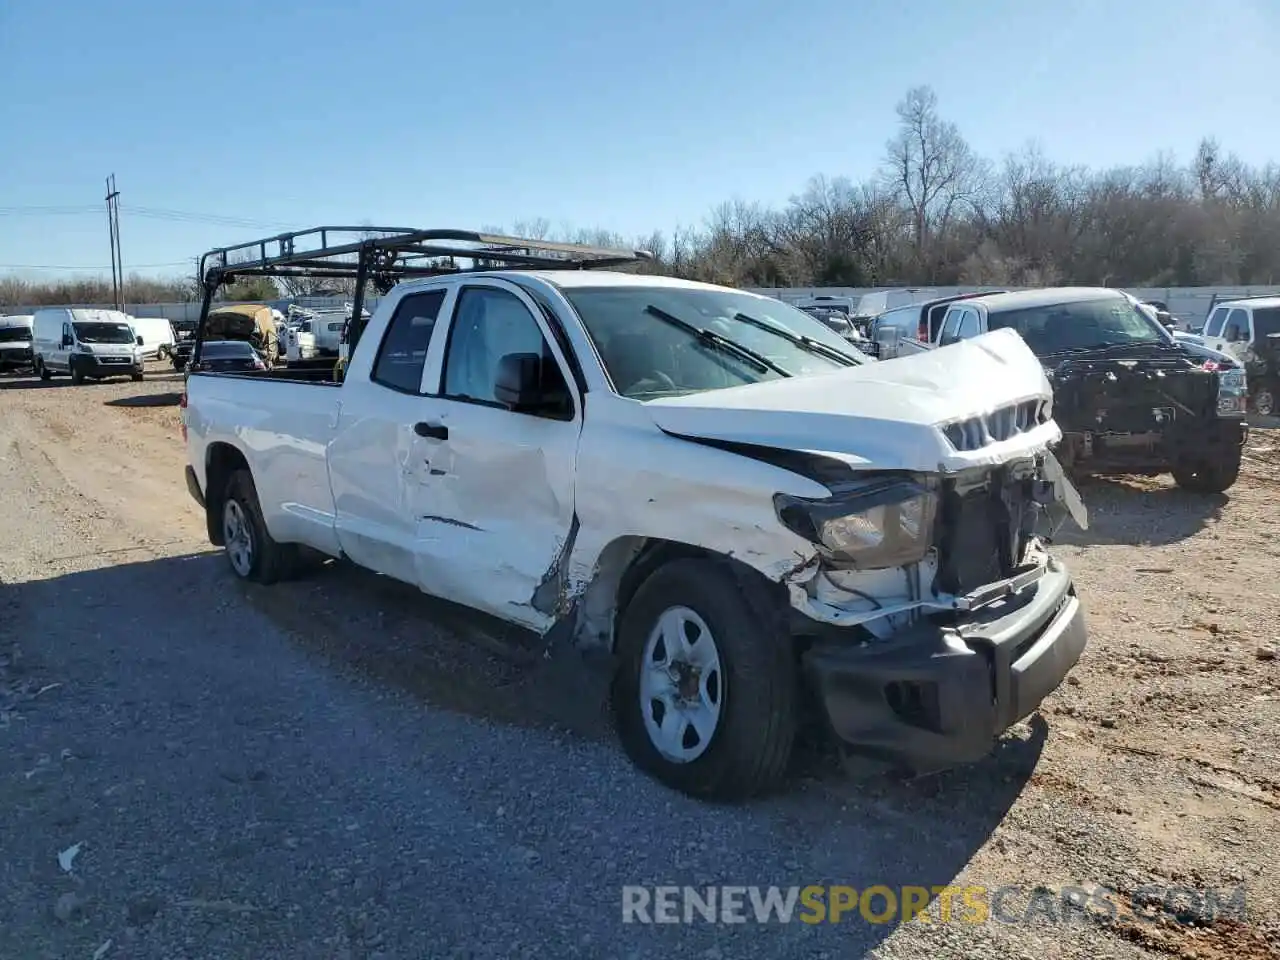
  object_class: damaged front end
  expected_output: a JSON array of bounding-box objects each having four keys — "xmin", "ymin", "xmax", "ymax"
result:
[{"xmin": 778, "ymin": 452, "xmax": 1089, "ymax": 771}]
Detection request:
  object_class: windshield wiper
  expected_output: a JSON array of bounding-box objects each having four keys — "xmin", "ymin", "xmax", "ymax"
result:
[
  {"xmin": 732, "ymin": 313, "xmax": 859, "ymax": 366},
  {"xmin": 644, "ymin": 305, "xmax": 792, "ymax": 377}
]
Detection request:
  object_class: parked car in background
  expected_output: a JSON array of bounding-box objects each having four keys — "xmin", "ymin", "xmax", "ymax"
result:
[
  {"xmin": 169, "ymin": 319, "xmax": 198, "ymax": 371},
  {"xmin": 0, "ymin": 314, "xmax": 35, "ymax": 370},
  {"xmin": 914, "ymin": 288, "xmax": 1248, "ymax": 492},
  {"xmin": 204, "ymin": 303, "xmax": 280, "ymax": 366},
  {"xmin": 870, "ymin": 292, "xmax": 1005, "ymax": 359},
  {"xmin": 1200, "ymin": 295, "xmax": 1280, "ymax": 416},
  {"xmin": 32, "ymin": 307, "xmax": 145, "ymax": 384},
  {"xmin": 186, "ymin": 340, "xmax": 267, "ymax": 376},
  {"xmin": 128, "ymin": 315, "xmax": 177, "ymax": 361}
]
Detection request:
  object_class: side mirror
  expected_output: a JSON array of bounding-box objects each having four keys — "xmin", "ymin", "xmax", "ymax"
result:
[
  {"xmin": 493, "ymin": 352, "xmax": 546, "ymax": 410},
  {"xmin": 61, "ymin": 334, "xmax": 73, "ymax": 347},
  {"xmin": 136, "ymin": 335, "xmax": 145, "ymax": 346}
]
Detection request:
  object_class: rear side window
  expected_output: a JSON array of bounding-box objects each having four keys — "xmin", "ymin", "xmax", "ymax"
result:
[
  {"xmin": 1203, "ymin": 308, "xmax": 1228, "ymax": 338},
  {"xmin": 371, "ymin": 290, "xmax": 447, "ymax": 394},
  {"xmin": 1253, "ymin": 307, "xmax": 1280, "ymax": 340}
]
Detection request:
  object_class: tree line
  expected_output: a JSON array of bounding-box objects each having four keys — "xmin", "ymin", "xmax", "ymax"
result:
[{"xmin": 5, "ymin": 84, "xmax": 1279, "ymax": 308}]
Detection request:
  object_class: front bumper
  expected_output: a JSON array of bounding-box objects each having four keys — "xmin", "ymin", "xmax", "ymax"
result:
[
  {"xmin": 801, "ymin": 560, "xmax": 1086, "ymax": 770},
  {"xmin": 1058, "ymin": 416, "xmax": 1247, "ymax": 472},
  {"xmin": 0, "ymin": 347, "xmax": 33, "ymax": 365},
  {"xmin": 72, "ymin": 354, "xmax": 143, "ymax": 377}
]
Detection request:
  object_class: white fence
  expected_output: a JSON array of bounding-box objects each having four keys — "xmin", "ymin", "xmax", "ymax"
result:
[{"xmin": 8, "ymin": 285, "xmax": 1280, "ymax": 326}]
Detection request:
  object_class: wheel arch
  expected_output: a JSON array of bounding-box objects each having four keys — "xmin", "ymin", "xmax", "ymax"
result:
[
  {"xmin": 204, "ymin": 441, "xmax": 252, "ymax": 546},
  {"xmin": 571, "ymin": 536, "xmax": 792, "ymax": 654}
]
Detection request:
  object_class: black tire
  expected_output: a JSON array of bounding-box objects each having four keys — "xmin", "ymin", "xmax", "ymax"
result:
[
  {"xmin": 220, "ymin": 470, "xmax": 297, "ymax": 585},
  {"xmin": 612, "ymin": 558, "xmax": 796, "ymax": 801},
  {"xmin": 157, "ymin": 345, "xmax": 169, "ymax": 361},
  {"xmin": 36, "ymin": 358, "xmax": 51, "ymax": 381},
  {"xmin": 131, "ymin": 371, "xmax": 144, "ymax": 382},
  {"xmin": 1252, "ymin": 386, "xmax": 1275, "ymax": 418},
  {"xmin": 70, "ymin": 363, "xmax": 84, "ymax": 385},
  {"xmin": 173, "ymin": 359, "xmax": 186, "ymax": 372},
  {"xmin": 1172, "ymin": 450, "xmax": 1241, "ymax": 494}
]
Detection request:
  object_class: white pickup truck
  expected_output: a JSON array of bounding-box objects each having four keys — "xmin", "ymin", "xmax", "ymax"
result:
[{"xmin": 183, "ymin": 267, "xmax": 1090, "ymax": 800}]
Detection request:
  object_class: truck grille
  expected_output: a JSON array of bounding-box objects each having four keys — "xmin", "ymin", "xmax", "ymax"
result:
[
  {"xmin": 942, "ymin": 400, "xmax": 1047, "ymax": 452},
  {"xmin": 935, "ymin": 468, "xmax": 1037, "ymax": 596}
]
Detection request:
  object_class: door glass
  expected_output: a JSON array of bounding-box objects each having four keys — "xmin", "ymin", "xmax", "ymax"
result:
[
  {"xmin": 442, "ymin": 287, "xmax": 570, "ymax": 412},
  {"xmin": 938, "ymin": 310, "xmax": 963, "ymax": 345},
  {"xmin": 956, "ymin": 309, "xmax": 980, "ymax": 339},
  {"xmin": 370, "ymin": 290, "xmax": 446, "ymax": 393}
]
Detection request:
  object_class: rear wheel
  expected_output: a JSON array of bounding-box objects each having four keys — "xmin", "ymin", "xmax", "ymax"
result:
[
  {"xmin": 220, "ymin": 470, "xmax": 297, "ymax": 585},
  {"xmin": 1172, "ymin": 449, "xmax": 1242, "ymax": 494},
  {"xmin": 612, "ymin": 558, "xmax": 796, "ymax": 800}
]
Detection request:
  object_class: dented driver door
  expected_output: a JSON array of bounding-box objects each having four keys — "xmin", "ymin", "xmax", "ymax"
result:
[{"xmin": 409, "ymin": 279, "xmax": 582, "ymax": 632}]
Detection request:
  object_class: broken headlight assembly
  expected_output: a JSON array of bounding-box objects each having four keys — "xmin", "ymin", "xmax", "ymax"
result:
[{"xmin": 773, "ymin": 475, "xmax": 938, "ymax": 570}]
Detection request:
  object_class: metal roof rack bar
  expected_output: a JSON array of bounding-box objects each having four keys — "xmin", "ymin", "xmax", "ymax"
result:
[{"xmin": 198, "ymin": 226, "xmax": 654, "ymax": 284}]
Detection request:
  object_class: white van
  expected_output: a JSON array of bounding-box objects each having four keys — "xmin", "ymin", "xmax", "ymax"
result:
[
  {"xmin": 128, "ymin": 315, "xmax": 177, "ymax": 361},
  {"xmin": 0, "ymin": 314, "xmax": 35, "ymax": 370},
  {"xmin": 32, "ymin": 308, "xmax": 145, "ymax": 384}
]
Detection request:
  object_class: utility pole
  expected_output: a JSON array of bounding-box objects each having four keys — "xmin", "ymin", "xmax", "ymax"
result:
[{"xmin": 105, "ymin": 175, "xmax": 123, "ymax": 311}]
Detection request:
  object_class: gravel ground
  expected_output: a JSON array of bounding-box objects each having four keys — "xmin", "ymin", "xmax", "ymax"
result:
[{"xmin": 1, "ymin": 365, "xmax": 1278, "ymax": 960}]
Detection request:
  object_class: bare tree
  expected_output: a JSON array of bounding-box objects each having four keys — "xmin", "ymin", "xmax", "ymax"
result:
[{"xmin": 883, "ymin": 86, "xmax": 987, "ymax": 276}]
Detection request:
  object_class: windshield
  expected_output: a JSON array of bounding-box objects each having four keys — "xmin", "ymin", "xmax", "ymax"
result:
[
  {"xmin": 562, "ymin": 286, "xmax": 868, "ymax": 400},
  {"xmin": 986, "ymin": 296, "xmax": 1166, "ymax": 356},
  {"xmin": 1254, "ymin": 308, "xmax": 1280, "ymax": 340},
  {"xmin": 73, "ymin": 322, "xmax": 135, "ymax": 344},
  {"xmin": 0, "ymin": 326, "xmax": 32, "ymax": 343}
]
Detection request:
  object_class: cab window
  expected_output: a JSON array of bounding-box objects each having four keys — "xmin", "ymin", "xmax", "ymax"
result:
[
  {"xmin": 1203, "ymin": 308, "xmax": 1228, "ymax": 338},
  {"xmin": 1223, "ymin": 309, "xmax": 1250, "ymax": 344}
]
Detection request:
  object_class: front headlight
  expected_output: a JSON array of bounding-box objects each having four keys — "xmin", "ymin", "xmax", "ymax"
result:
[
  {"xmin": 774, "ymin": 475, "xmax": 938, "ymax": 569},
  {"xmin": 1217, "ymin": 368, "xmax": 1247, "ymax": 416},
  {"xmin": 76, "ymin": 343, "xmax": 94, "ymax": 354}
]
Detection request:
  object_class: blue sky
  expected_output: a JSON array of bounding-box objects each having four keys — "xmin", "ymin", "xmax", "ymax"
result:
[{"xmin": 1, "ymin": 0, "xmax": 1277, "ymax": 280}]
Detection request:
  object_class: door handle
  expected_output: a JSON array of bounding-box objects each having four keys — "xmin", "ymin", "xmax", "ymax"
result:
[{"xmin": 414, "ymin": 421, "xmax": 448, "ymax": 440}]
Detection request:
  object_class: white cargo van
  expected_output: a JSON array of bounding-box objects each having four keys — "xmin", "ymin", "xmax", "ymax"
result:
[
  {"xmin": 0, "ymin": 314, "xmax": 35, "ymax": 370},
  {"xmin": 32, "ymin": 308, "xmax": 145, "ymax": 384},
  {"xmin": 128, "ymin": 315, "xmax": 177, "ymax": 361}
]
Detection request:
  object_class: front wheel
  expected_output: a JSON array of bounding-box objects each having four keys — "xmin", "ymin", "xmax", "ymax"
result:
[
  {"xmin": 612, "ymin": 558, "xmax": 796, "ymax": 801},
  {"xmin": 70, "ymin": 363, "xmax": 84, "ymax": 385},
  {"xmin": 157, "ymin": 345, "xmax": 169, "ymax": 361},
  {"xmin": 36, "ymin": 358, "xmax": 51, "ymax": 381},
  {"xmin": 1172, "ymin": 450, "xmax": 1242, "ymax": 494},
  {"xmin": 131, "ymin": 370, "xmax": 145, "ymax": 382}
]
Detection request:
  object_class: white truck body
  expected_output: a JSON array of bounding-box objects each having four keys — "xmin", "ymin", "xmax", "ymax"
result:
[{"xmin": 184, "ymin": 269, "xmax": 1089, "ymax": 799}]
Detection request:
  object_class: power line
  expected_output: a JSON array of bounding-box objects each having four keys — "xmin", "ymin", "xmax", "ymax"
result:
[
  {"xmin": 0, "ymin": 261, "xmax": 191, "ymax": 270},
  {"xmin": 0, "ymin": 203, "xmax": 296, "ymax": 230}
]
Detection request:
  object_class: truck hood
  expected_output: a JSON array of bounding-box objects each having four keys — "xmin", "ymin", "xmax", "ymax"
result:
[{"xmin": 645, "ymin": 328, "xmax": 1061, "ymax": 474}]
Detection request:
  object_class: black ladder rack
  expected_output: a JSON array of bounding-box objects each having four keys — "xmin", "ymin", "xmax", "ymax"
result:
[{"xmin": 193, "ymin": 226, "xmax": 654, "ymax": 364}]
